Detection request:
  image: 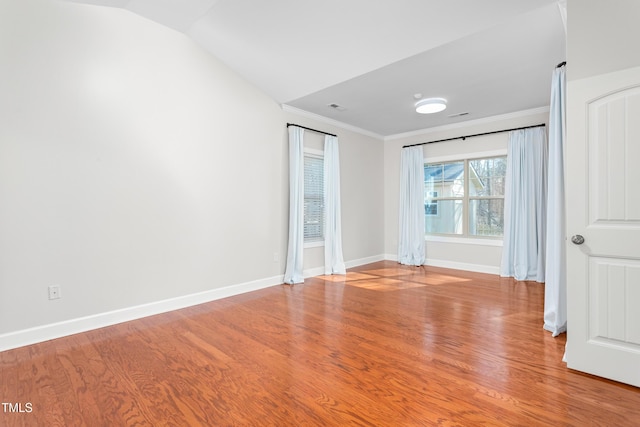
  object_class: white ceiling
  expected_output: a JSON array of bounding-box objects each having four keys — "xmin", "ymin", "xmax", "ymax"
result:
[{"xmin": 64, "ymin": 0, "xmax": 566, "ymax": 137}]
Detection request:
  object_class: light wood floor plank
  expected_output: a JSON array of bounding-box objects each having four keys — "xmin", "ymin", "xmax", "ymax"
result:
[{"xmin": 1, "ymin": 261, "xmax": 639, "ymax": 426}]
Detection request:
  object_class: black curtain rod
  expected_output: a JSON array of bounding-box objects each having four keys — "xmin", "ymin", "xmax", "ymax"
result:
[
  {"xmin": 402, "ymin": 123, "xmax": 546, "ymax": 149},
  {"xmin": 556, "ymin": 61, "xmax": 566, "ymax": 68},
  {"xmin": 287, "ymin": 123, "xmax": 337, "ymax": 137}
]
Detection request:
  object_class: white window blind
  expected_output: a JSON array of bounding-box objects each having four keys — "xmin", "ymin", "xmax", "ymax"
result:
[{"xmin": 304, "ymin": 153, "xmax": 324, "ymax": 241}]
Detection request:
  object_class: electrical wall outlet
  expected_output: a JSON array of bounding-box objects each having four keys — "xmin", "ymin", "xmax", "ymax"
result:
[{"xmin": 48, "ymin": 285, "xmax": 61, "ymax": 300}]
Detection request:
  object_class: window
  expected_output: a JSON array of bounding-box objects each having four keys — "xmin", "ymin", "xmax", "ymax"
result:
[
  {"xmin": 424, "ymin": 155, "xmax": 506, "ymax": 238},
  {"xmin": 304, "ymin": 151, "xmax": 324, "ymax": 243}
]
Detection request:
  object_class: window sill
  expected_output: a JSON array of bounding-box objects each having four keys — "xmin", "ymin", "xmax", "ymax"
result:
[
  {"xmin": 425, "ymin": 235, "xmax": 503, "ymax": 247},
  {"xmin": 304, "ymin": 240, "xmax": 325, "ymax": 249}
]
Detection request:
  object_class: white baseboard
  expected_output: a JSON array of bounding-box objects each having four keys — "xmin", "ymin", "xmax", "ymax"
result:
[
  {"xmin": 383, "ymin": 254, "xmax": 499, "ymax": 275},
  {"xmin": 384, "ymin": 253, "xmax": 399, "ymax": 262},
  {"xmin": 425, "ymin": 259, "xmax": 499, "ymax": 275},
  {"xmin": 0, "ymin": 254, "xmax": 389, "ymax": 352},
  {"xmin": 302, "ymin": 266, "xmax": 325, "ymax": 279},
  {"xmin": 302, "ymin": 254, "xmax": 386, "ymax": 278},
  {"xmin": 345, "ymin": 254, "xmax": 386, "ymax": 269},
  {"xmin": 0, "ymin": 274, "xmax": 284, "ymax": 353}
]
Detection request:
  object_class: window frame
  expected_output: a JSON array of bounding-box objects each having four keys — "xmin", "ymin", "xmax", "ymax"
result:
[{"xmin": 424, "ymin": 149, "xmax": 506, "ymax": 246}]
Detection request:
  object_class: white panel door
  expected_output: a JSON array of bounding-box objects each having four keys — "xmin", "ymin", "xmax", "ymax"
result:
[{"xmin": 566, "ymin": 66, "xmax": 640, "ymax": 387}]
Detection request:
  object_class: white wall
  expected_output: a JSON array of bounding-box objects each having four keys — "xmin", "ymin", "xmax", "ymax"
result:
[
  {"xmin": 568, "ymin": 0, "xmax": 640, "ymax": 81},
  {"xmin": 384, "ymin": 110, "xmax": 549, "ymax": 274},
  {"xmin": 0, "ymin": 0, "xmax": 384, "ymax": 346}
]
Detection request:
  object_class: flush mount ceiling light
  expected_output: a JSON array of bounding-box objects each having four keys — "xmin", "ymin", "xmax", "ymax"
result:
[{"xmin": 415, "ymin": 97, "xmax": 447, "ymax": 114}]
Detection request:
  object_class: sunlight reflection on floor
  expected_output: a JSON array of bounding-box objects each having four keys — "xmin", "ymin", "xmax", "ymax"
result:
[
  {"xmin": 397, "ymin": 274, "xmax": 471, "ymax": 285},
  {"xmin": 343, "ymin": 278, "xmax": 426, "ymax": 292},
  {"xmin": 318, "ymin": 272, "xmax": 378, "ymax": 282}
]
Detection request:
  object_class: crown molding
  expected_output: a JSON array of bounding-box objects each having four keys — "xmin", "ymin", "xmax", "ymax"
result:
[
  {"xmin": 384, "ymin": 106, "xmax": 550, "ymax": 142},
  {"xmin": 281, "ymin": 105, "xmax": 384, "ymax": 140},
  {"xmin": 281, "ymin": 105, "xmax": 550, "ymax": 143}
]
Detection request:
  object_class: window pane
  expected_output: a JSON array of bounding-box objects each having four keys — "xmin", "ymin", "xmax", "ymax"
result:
[
  {"xmin": 469, "ymin": 199, "xmax": 504, "ymax": 236},
  {"xmin": 424, "ymin": 161, "xmax": 464, "ymax": 197},
  {"xmin": 444, "ymin": 161, "xmax": 464, "ymax": 197},
  {"xmin": 425, "ymin": 200, "xmax": 463, "ymax": 234},
  {"xmin": 304, "ymin": 155, "xmax": 324, "ymax": 241},
  {"xmin": 424, "ymin": 164, "xmax": 444, "ymax": 195},
  {"xmin": 469, "ymin": 157, "xmax": 506, "ymax": 197}
]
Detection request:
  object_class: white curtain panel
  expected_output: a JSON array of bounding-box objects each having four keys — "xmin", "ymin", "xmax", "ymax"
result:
[
  {"xmin": 501, "ymin": 127, "xmax": 548, "ymax": 282},
  {"xmin": 323, "ymin": 135, "xmax": 346, "ymax": 275},
  {"xmin": 398, "ymin": 146, "xmax": 426, "ymax": 266},
  {"xmin": 324, "ymin": 135, "xmax": 347, "ymax": 274},
  {"xmin": 284, "ymin": 126, "xmax": 304, "ymax": 284},
  {"xmin": 544, "ymin": 65, "xmax": 567, "ymax": 337}
]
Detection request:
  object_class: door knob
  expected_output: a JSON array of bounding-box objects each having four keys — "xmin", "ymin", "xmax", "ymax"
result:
[{"xmin": 571, "ymin": 235, "xmax": 585, "ymax": 245}]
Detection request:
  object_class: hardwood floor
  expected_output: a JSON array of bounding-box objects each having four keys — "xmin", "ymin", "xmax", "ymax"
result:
[{"xmin": 1, "ymin": 261, "xmax": 639, "ymax": 426}]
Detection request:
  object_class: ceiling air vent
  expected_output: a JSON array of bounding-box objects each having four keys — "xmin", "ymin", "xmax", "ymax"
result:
[
  {"xmin": 447, "ymin": 112, "xmax": 469, "ymax": 118},
  {"xmin": 328, "ymin": 103, "xmax": 347, "ymax": 111}
]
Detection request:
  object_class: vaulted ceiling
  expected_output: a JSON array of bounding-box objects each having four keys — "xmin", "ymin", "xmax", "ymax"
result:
[{"xmin": 64, "ymin": 0, "xmax": 566, "ymax": 137}]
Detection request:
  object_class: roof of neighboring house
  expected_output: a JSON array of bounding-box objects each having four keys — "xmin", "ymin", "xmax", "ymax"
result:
[
  {"xmin": 424, "ymin": 163, "xmax": 464, "ymax": 182},
  {"xmin": 425, "ymin": 163, "xmax": 486, "ymax": 190}
]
